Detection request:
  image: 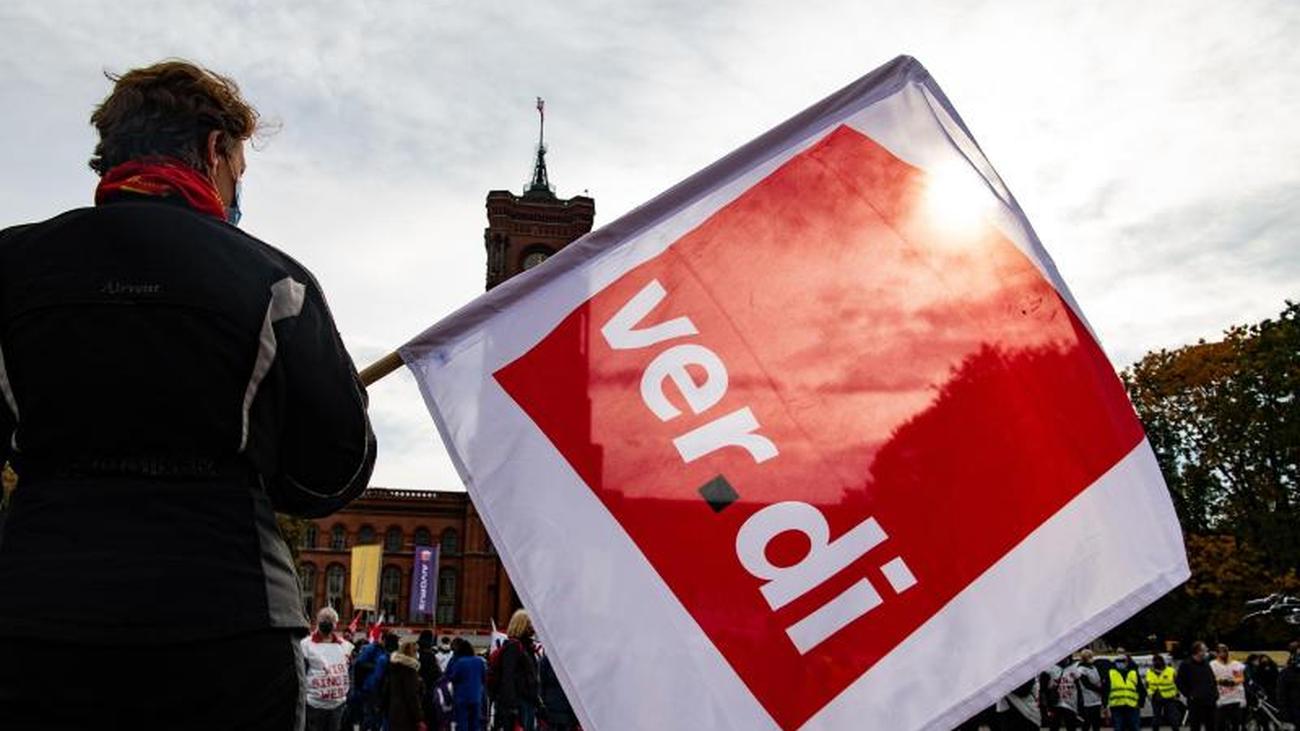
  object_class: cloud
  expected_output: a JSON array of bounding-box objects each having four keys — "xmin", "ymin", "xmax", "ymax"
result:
[{"xmin": 1, "ymin": 0, "xmax": 1296, "ymax": 491}]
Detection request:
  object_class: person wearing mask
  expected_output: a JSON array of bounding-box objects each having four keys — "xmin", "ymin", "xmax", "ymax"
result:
[
  {"xmin": 385, "ymin": 637, "xmax": 425, "ymax": 731},
  {"xmin": 1104, "ymin": 651, "xmax": 1146, "ymax": 731},
  {"xmin": 0, "ymin": 59, "xmax": 375, "ymax": 730},
  {"xmin": 1277, "ymin": 650, "xmax": 1300, "ymax": 726},
  {"xmin": 302, "ymin": 607, "xmax": 355, "ymax": 731},
  {"xmin": 1145, "ymin": 653, "xmax": 1181, "ymax": 731},
  {"xmin": 494, "ymin": 609, "xmax": 541, "ymax": 731},
  {"xmin": 435, "ymin": 636, "xmax": 454, "ymax": 672},
  {"xmin": 446, "ymin": 637, "xmax": 486, "ymax": 731},
  {"xmin": 538, "ymin": 653, "xmax": 578, "ymax": 731},
  {"xmin": 1179, "ymin": 641, "xmax": 1220, "ymax": 731},
  {"xmin": 1212, "ymin": 643, "xmax": 1247, "ymax": 730},
  {"xmin": 1075, "ymin": 650, "xmax": 1105, "ymax": 731}
]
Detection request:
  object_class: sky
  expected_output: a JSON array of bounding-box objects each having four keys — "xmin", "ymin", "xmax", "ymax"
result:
[{"xmin": 1, "ymin": 1, "xmax": 1296, "ymax": 492}]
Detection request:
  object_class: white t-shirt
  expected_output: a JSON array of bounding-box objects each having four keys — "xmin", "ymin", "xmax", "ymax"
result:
[
  {"xmin": 1053, "ymin": 665, "xmax": 1079, "ymax": 712},
  {"xmin": 301, "ymin": 635, "xmax": 355, "ymax": 709},
  {"xmin": 1211, "ymin": 659, "xmax": 1246, "ymax": 707}
]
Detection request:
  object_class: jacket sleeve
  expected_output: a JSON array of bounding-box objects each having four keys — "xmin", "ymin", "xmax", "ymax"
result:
[{"xmin": 266, "ymin": 273, "xmax": 376, "ymax": 518}]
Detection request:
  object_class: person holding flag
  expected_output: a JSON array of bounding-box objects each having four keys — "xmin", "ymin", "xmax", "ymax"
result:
[{"xmin": 0, "ymin": 59, "xmax": 375, "ymax": 729}]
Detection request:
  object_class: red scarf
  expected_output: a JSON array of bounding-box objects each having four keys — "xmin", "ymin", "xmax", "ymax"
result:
[{"xmin": 95, "ymin": 157, "xmax": 227, "ymax": 220}]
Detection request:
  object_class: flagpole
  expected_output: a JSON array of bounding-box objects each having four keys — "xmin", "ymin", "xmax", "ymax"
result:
[{"xmin": 358, "ymin": 350, "xmax": 403, "ymax": 387}]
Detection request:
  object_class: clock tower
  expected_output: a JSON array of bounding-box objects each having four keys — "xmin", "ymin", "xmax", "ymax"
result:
[{"xmin": 484, "ymin": 98, "xmax": 596, "ymax": 290}]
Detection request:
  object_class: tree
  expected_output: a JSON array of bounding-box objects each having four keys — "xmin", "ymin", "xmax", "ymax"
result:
[
  {"xmin": 1114, "ymin": 301, "xmax": 1300, "ymax": 647},
  {"xmin": 1122, "ymin": 301, "xmax": 1299, "ymax": 571}
]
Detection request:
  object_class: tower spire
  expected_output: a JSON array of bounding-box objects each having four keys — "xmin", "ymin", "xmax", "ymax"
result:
[{"xmin": 527, "ymin": 97, "xmax": 553, "ymax": 197}]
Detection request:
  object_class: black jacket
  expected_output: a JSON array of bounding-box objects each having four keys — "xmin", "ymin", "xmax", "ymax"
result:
[
  {"xmin": 1177, "ymin": 657, "xmax": 1219, "ymax": 705},
  {"xmin": 496, "ymin": 636, "xmax": 540, "ymax": 711},
  {"xmin": 1278, "ymin": 665, "xmax": 1300, "ymax": 723},
  {"xmin": 0, "ymin": 196, "xmax": 375, "ymax": 641}
]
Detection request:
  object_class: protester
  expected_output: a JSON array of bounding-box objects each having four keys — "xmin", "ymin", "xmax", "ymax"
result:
[
  {"xmin": 1145, "ymin": 653, "xmax": 1181, "ymax": 731},
  {"xmin": 386, "ymin": 636, "xmax": 425, "ymax": 731},
  {"xmin": 447, "ymin": 637, "xmax": 486, "ymax": 731},
  {"xmin": 1212, "ymin": 643, "xmax": 1247, "ymax": 730},
  {"xmin": 355, "ymin": 632, "xmax": 400, "ymax": 731},
  {"xmin": 996, "ymin": 677, "xmax": 1040, "ymax": 730},
  {"xmin": 1103, "ymin": 650, "xmax": 1146, "ymax": 731},
  {"xmin": 1074, "ymin": 650, "xmax": 1105, "ymax": 731},
  {"xmin": 493, "ymin": 609, "xmax": 542, "ymax": 731},
  {"xmin": 1179, "ymin": 641, "xmax": 1220, "ymax": 731},
  {"xmin": 1277, "ymin": 650, "xmax": 1300, "ymax": 726},
  {"xmin": 302, "ymin": 607, "xmax": 355, "ymax": 731},
  {"xmin": 417, "ymin": 630, "xmax": 447, "ymax": 730},
  {"xmin": 0, "ymin": 59, "xmax": 375, "ymax": 730},
  {"xmin": 436, "ymin": 636, "xmax": 454, "ymax": 672},
  {"xmin": 1254, "ymin": 653, "xmax": 1279, "ymax": 705},
  {"xmin": 539, "ymin": 653, "xmax": 579, "ymax": 731},
  {"xmin": 1046, "ymin": 656, "xmax": 1081, "ymax": 731}
]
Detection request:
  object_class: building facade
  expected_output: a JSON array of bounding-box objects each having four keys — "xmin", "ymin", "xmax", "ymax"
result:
[
  {"xmin": 296, "ymin": 488, "xmax": 515, "ymax": 631},
  {"xmin": 298, "ymin": 99, "xmax": 594, "ymax": 633}
]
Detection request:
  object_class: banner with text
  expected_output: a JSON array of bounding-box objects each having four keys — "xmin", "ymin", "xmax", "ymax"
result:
[
  {"xmin": 409, "ymin": 544, "xmax": 439, "ymax": 618},
  {"xmin": 400, "ymin": 56, "xmax": 1189, "ymax": 730}
]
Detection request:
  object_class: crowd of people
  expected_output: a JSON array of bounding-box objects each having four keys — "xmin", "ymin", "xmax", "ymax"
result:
[
  {"xmin": 963, "ymin": 640, "xmax": 1300, "ymax": 731},
  {"xmin": 299, "ymin": 607, "xmax": 579, "ymax": 731}
]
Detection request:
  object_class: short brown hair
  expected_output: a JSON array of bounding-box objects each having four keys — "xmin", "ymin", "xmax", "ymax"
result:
[{"xmin": 89, "ymin": 59, "xmax": 258, "ymax": 176}]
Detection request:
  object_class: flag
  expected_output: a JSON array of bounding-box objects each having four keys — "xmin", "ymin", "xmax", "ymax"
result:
[
  {"xmin": 350, "ymin": 544, "xmax": 382, "ymax": 612},
  {"xmin": 490, "ymin": 618, "xmax": 508, "ymax": 652},
  {"xmin": 347, "ymin": 610, "xmax": 362, "ymax": 635},
  {"xmin": 400, "ymin": 55, "xmax": 1188, "ymax": 730},
  {"xmin": 409, "ymin": 545, "xmax": 440, "ymax": 618}
]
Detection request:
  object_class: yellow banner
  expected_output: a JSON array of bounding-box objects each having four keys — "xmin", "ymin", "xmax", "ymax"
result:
[{"xmin": 350, "ymin": 544, "xmax": 382, "ymax": 610}]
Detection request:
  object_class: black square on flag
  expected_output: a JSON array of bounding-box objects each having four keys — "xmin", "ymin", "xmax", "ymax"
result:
[{"xmin": 698, "ymin": 474, "xmax": 739, "ymax": 513}]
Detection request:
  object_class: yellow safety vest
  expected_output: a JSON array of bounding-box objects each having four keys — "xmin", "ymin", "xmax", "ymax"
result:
[
  {"xmin": 1108, "ymin": 668, "xmax": 1140, "ymax": 707},
  {"xmin": 1146, "ymin": 666, "xmax": 1177, "ymax": 699}
]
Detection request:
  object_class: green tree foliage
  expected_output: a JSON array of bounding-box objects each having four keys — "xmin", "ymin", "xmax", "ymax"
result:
[
  {"xmin": 1116, "ymin": 301, "xmax": 1299, "ymax": 645},
  {"xmin": 276, "ymin": 513, "xmax": 312, "ymax": 563}
]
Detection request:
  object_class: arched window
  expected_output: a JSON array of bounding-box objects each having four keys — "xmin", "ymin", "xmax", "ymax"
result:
[
  {"xmin": 413, "ymin": 527, "xmax": 432, "ymax": 548},
  {"xmin": 381, "ymin": 565, "xmax": 402, "ymax": 623},
  {"xmin": 437, "ymin": 568, "xmax": 458, "ymax": 625},
  {"xmin": 441, "ymin": 528, "xmax": 459, "ymax": 556},
  {"xmin": 358, "ymin": 524, "xmax": 376, "ymax": 545},
  {"xmin": 330, "ymin": 525, "xmax": 346, "ymax": 550},
  {"xmin": 299, "ymin": 563, "xmax": 317, "ymax": 617},
  {"xmin": 326, "ymin": 564, "xmax": 346, "ymax": 611},
  {"xmin": 302, "ymin": 523, "xmax": 318, "ymax": 549},
  {"xmin": 384, "ymin": 526, "xmax": 403, "ymax": 552}
]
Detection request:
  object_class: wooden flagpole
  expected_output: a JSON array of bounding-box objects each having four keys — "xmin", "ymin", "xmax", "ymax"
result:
[{"xmin": 358, "ymin": 351, "xmax": 403, "ymax": 388}]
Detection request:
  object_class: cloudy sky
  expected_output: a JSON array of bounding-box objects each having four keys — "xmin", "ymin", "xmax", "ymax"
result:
[{"xmin": 1, "ymin": 1, "xmax": 1296, "ymax": 492}]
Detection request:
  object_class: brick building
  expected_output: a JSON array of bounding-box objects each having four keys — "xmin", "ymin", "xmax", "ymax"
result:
[
  {"xmin": 295, "ymin": 488, "xmax": 513, "ymax": 630},
  {"xmin": 297, "ymin": 100, "xmax": 594, "ymax": 633}
]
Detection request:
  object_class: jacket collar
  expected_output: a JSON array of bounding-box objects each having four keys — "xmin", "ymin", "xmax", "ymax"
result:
[{"xmin": 390, "ymin": 652, "xmax": 420, "ymax": 671}]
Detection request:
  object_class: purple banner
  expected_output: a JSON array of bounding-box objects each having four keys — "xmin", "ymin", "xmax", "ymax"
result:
[{"xmin": 409, "ymin": 544, "xmax": 439, "ymax": 617}]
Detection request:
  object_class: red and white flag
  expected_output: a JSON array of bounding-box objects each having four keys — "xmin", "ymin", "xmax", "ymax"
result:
[{"xmin": 401, "ymin": 56, "xmax": 1188, "ymax": 730}]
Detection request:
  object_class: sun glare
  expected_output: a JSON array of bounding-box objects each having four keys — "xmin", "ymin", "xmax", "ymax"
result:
[{"xmin": 921, "ymin": 160, "xmax": 997, "ymax": 239}]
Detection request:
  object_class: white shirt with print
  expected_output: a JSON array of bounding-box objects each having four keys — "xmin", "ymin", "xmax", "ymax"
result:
[
  {"xmin": 301, "ymin": 634, "xmax": 355, "ymax": 709},
  {"xmin": 1212, "ymin": 658, "xmax": 1246, "ymax": 707}
]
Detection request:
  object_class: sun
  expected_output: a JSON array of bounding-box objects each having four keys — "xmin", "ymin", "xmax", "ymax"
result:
[{"xmin": 920, "ymin": 159, "xmax": 997, "ymax": 240}]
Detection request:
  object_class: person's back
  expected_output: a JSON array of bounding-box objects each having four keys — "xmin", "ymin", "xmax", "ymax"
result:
[{"xmin": 0, "ymin": 60, "xmax": 375, "ymax": 730}]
